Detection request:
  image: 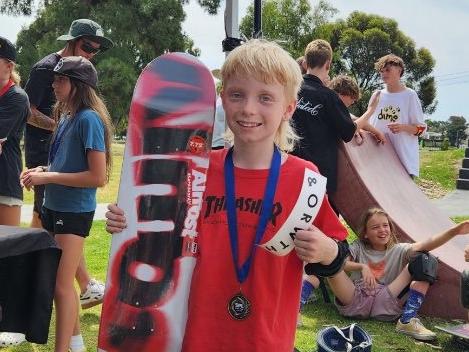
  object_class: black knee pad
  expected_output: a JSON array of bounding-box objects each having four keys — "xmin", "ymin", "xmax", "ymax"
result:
[
  {"xmin": 408, "ymin": 252, "xmax": 438, "ymax": 284},
  {"xmin": 461, "ymin": 270, "xmax": 469, "ymax": 309}
]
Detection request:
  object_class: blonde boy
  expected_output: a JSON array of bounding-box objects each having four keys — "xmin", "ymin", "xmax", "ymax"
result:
[{"xmin": 106, "ymin": 39, "xmax": 349, "ymax": 351}]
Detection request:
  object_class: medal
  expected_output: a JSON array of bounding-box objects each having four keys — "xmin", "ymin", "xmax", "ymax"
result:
[
  {"xmin": 228, "ymin": 292, "xmax": 251, "ymax": 320},
  {"xmin": 224, "ymin": 146, "xmax": 281, "ymax": 321}
]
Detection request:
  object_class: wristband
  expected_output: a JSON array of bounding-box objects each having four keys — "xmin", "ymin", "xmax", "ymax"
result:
[
  {"xmin": 304, "ymin": 240, "xmax": 350, "ymax": 277},
  {"xmin": 414, "ymin": 125, "xmax": 425, "ymax": 137}
]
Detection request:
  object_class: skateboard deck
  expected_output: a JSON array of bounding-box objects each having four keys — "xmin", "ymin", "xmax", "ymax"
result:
[
  {"xmin": 98, "ymin": 52, "xmax": 215, "ymax": 352},
  {"xmin": 435, "ymin": 323, "xmax": 469, "ymax": 347}
]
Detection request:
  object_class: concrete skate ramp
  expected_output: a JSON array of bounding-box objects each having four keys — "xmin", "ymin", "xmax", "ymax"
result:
[{"xmin": 331, "ymin": 133, "xmax": 469, "ymax": 319}]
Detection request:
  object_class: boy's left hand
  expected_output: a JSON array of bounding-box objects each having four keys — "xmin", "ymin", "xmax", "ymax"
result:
[
  {"xmin": 387, "ymin": 123, "xmax": 415, "ymax": 135},
  {"xmin": 294, "ymin": 226, "xmax": 338, "ymax": 264}
]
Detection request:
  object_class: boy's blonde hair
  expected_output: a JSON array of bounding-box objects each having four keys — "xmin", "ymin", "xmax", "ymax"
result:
[
  {"xmin": 304, "ymin": 39, "xmax": 332, "ymax": 70},
  {"xmin": 220, "ymin": 39, "xmax": 302, "ymax": 152},
  {"xmin": 329, "ymin": 75, "xmax": 361, "ymax": 101},
  {"xmin": 357, "ymin": 208, "xmax": 399, "ymax": 250},
  {"xmin": 375, "ymin": 54, "xmax": 405, "ymax": 77}
]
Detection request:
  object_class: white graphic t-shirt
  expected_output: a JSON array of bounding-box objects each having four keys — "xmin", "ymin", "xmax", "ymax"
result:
[{"xmin": 370, "ymin": 88, "xmax": 425, "ymax": 176}]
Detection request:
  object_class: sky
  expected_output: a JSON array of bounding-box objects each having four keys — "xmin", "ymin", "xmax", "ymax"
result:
[{"xmin": 2, "ymin": 0, "xmax": 469, "ymax": 121}]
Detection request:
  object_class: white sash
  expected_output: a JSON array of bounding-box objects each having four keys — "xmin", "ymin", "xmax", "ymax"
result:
[{"xmin": 260, "ymin": 168, "xmax": 327, "ymax": 256}]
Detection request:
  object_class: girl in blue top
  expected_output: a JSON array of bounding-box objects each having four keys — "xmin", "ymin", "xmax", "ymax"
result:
[{"xmin": 21, "ymin": 56, "xmax": 113, "ymax": 352}]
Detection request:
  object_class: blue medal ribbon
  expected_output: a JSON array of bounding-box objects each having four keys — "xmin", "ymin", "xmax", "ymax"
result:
[{"xmin": 224, "ymin": 146, "xmax": 281, "ymax": 284}]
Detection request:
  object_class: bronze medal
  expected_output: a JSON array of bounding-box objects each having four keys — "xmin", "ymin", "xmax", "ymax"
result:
[{"xmin": 228, "ymin": 293, "xmax": 251, "ymax": 320}]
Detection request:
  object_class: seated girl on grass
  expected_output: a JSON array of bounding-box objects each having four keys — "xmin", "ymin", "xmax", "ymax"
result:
[{"xmin": 326, "ymin": 208, "xmax": 469, "ymax": 341}]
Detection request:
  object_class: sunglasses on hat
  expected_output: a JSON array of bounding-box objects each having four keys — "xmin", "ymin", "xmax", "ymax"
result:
[{"xmin": 80, "ymin": 40, "xmax": 101, "ymax": 55}]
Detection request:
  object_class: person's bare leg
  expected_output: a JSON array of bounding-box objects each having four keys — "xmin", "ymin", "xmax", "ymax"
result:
[
  {"xmin": 30, "ymin": 210, "xmax": 42, "ymax": 228},
  {"xmin": 76, "ymin": 256, "xmax": 91, "ymax": 294},
  {"xmin": 327, "ymin": 271, "xmax": 356, "ymax": 306},
  {"xmin": 54, "ymin": 234, "xmax": 84, "ymax": 352},
  {"xmin": 304, "ymin": 274, "xmax": 320, "ymax": 288},
  {"xmin": 72, "ymin": 313, "xmax": 81, "ymax": 336},
  {"xmin": 0, "ymin": 205, "xmax": 20, "ymax": 226},
  {"xmin": 30, "ymin": 208, "xmax": 91, "ymax": 293},
  {"xmin": 387, "ymin": 265, "xmax": 429, "ymax": 299}
]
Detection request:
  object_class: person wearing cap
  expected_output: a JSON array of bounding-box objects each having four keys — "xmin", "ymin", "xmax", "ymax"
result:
[
  {"xmin": 21, "ymin": 18, "xmax": 112, "ymax": 346},
  {"xmin": 21, "ymin": 56, "xmax": 113, "ymax": 352},
  {"xmin": 0, "ymin": 37, "xmax": 29, "ymax": 227},
  {"xmin": 24, "ymin": 18, "xmax": 113, "ymax": 229}
]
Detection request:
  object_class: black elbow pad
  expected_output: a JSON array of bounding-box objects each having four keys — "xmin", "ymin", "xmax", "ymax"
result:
[{"xmin": 304, "ymin": 240, "xmax": 350, "ymax": 278}]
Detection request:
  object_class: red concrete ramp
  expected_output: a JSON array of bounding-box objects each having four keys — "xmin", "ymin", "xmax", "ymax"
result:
[{"xmin": 331, "ymin": 133, "xmax": 469, "ymax": 319}]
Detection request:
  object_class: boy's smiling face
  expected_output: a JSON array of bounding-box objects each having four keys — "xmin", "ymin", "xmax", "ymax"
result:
[{"xmin": 221, "ymin": 74, "xmax": 296, "ymax": 150}]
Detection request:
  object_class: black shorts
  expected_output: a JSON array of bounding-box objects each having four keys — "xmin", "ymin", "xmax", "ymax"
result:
[
  {"xmin": 33, "ymin": 184, "xmax": 45, "ymax": 214},
  {"xmin": 41, "ymin": 207, "xmax": 95, "ymax": 238}
]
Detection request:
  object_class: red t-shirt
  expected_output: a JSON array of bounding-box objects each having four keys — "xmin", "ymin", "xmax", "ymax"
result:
[{"xmin": 182, "ymin": 150, "xmax": 347, "ymax": 351}]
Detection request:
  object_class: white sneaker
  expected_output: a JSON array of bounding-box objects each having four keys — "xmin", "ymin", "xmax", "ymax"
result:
[
  {"xmin": 0, "ymin": 332, "xmax": 26, "ymax": 347},
  {"xmin": 396, "ymin": 317, "xmax": 437, "ymax": 341},
  {"xmin": 69, "ymin": 347, "xmax": 86, "ymax": 352},
  {"xmin": 80, "ymin": 278, "xmax": 105, "ymax": 309}
]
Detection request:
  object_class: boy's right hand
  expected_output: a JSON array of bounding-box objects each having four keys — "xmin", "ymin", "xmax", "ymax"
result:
[
  {"xmin": 294, "ymin": 226, "xmax": 338, "ymax": 265},
  {"xmin": 105, "ymin": 203, "xmax": 127, "ymax": 234}
]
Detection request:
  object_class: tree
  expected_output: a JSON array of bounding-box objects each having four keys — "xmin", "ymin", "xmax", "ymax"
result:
[
  {"xmin": 314, "ymin": 12, "xmax": 437, "ymax": 116},
  {"xmin": 239, "ymin": 0, "xmax": 337, "ymax": 59},
  {"xmin": 425, "ymin": 119, "xmax": 448, "ymax": 137},
  {"xmin": 0, "ymin": 0, "xmax": 35, "ymax": 15},
  {"xmin": 446, "ymin": 115, "xmax": 467, "ymax": 147},
  {"xmin": 12, "ymin": 0, "xmax": 193, "ymax": 135},
  {"xmin": 1, "ymin": 0, "xmax": 222, "ymax": 16},
  {"xmin": 239, "ymin": 5, "xmax": 437, "ymax": 116}
]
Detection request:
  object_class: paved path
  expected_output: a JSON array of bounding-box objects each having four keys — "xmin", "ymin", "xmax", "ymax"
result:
[
  {"xmin": 431, "ymin": 189, "xmax": 469, "ymax": 217},
  {"xmin": 19, "ymin": 189, "xmax": 469, "ymax": 223},
  {"xmin": 20, "ymin": 203, "xmax": 109, "ymax": 223}
]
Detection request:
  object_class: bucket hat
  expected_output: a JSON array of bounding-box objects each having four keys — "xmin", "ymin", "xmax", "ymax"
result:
[{"xmin": 57, "ymin": 19, "xmax": 113, "ymax": 50}]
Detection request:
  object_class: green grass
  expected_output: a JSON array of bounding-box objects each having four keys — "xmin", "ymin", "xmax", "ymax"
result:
[
  {"xmin": 416, "ymin": 147, "xmax": 465, "ymax": 191},
  {"xmin": 296, "ymin": 303, "xmax": 468, "ymax": 351},
  {"xmin": 7, "ymin": 147, "xmax": 469, "ymax": 351},
  {"xmin": 5, "ymin": 220, "xmax": 469, "ymax": 351}
]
